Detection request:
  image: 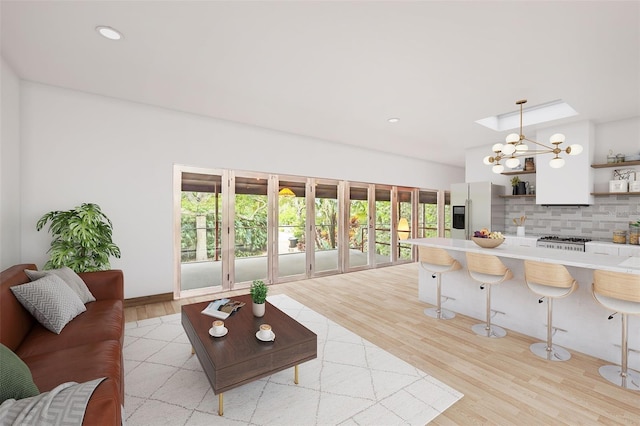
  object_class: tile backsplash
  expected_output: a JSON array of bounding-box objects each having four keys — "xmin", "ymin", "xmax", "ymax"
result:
[{"xmin": 504, "ymin": 195, "xmax": 640, "ymax": 241}]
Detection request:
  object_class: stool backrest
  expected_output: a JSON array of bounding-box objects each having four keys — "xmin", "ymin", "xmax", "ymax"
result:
[
  {"xmin": 525, "ymin": 260, "xmax": 576, "ymax": 289},
  {"xmin": 466, "ymin": 252, "xmax": 509, "ymax": 276},
  {"xmin": 593, "ymin": 270, "xmax": 640, "ymax": 303},
  {"xmin": 418, "ymin": 246, "xmax": 458, "ymax": 267}
]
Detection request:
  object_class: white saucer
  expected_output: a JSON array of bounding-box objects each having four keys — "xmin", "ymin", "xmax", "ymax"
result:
[
  {"xmin": 256, "ymin": 330, "xmax": 275, "ymax": 342},
  {"xmin": 209, "ymin": 327, "xmax": 228, "ymax": 338}
]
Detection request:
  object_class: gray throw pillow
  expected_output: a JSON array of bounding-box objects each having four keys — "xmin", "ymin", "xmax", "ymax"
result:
[
  {"xmin": 25, "ymin": 266, "xmax": 96, "ymax": 303},
  {"xmin": 11, "ymin": 274, "xmax": 86, "ymax": 334},
  {"xmin": 0, "ymin": 343, "xmax": 40, "ymax": 403}
]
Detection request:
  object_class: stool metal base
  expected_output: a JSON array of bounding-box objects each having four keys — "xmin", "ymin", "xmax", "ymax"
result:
[
  {"xmin": 530, "ymin": 342, "xmax": 571, "ymax": 361},
  {"xmin": 424, "ymin": 307, "xmax": 455, "ymax": 320},
  {"xmin": 598, "ymin": 365, "xmax": 640, "ymax": 391},
  {"xmin": 472, "ymin": 323, "xmax": 506, "ymax": 338}
]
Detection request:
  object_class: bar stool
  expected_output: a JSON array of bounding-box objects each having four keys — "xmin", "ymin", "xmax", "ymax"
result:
[
  {"xmin": 466, "ymin": 252, "xmax": 513, "ymax": 338},
  {"xmin": 418, "ymin": 246, "xmax": 461, "ymax": 320},
  {"xmin": 524, "ymin": 260, "xmax": 578, "ymax": 361},
  {"xmin": 592, "ymin": 269, "xmax": 640, "ymax": 391}
]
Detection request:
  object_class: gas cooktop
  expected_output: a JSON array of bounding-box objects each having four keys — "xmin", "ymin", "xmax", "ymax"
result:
[
  {"xmin": 537, "ymin": 236, "xmax": 592, "ymax": 243},
  {"xmin": 536, "ymin": 235, "xmax": 591, "ymax": 252}
]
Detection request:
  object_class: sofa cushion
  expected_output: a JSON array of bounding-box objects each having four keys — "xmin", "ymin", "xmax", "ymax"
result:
[
  {"xmin": 25, "ymin": 266, "xmax": 96, "ymax": 304},
  {"xmin": 22, "ymin": 339, "xmax": 122, "ymax": 395},
  {"xmin": 10, "ymin": 274, "xmax": 86, "ymax": 334},
  {"xmin": 16, "ymin": 299, "xmax": 124, "ymax": 358},
  {"xmin": 0, "ymin": 343, "xmax": 40, "ymax": 403},
  {"xmin": 22, "ymin": 339, "xmax": 123, "ymax": 425}
]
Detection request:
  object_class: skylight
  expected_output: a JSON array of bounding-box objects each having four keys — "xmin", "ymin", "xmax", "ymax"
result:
[{"xmin": 475, "ymin": 100, "xmax": 578, "ymax": 131}]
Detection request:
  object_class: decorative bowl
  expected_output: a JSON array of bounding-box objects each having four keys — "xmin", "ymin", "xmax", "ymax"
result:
[{"xmin": 472, "ymin": 237, "xmax": 505, "ymax": 248}]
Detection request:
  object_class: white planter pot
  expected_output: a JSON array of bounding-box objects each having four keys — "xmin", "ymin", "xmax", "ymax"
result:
[{"xmin": 252, "ymin": 302, "xmax": 265, "ymax": 317}]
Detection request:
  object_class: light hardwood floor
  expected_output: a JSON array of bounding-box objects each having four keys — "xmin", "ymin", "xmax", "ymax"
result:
[{"xmin": 124, "ymin": 263, "xmax": 640, "ymax": 424}]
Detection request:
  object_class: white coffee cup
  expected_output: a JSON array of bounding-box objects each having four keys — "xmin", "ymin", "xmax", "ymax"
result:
[
  {"xmin": 258, "ymin": 324, "xmax": 272, "ymax": 340},
  {"xmin": 212, "ymin": 320, "xmax": 225, "ymax": 334}
]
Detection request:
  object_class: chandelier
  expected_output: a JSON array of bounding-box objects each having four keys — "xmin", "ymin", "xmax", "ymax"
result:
[{"xmin": 483, "ymin": 99, "xmax": 583, "ymax": 174}]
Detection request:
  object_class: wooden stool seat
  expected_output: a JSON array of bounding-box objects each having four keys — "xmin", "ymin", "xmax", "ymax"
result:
[
  {"xmin": 419, "ymin": 246, "xmax": 461, "ymax": 320},
  {"xmin": 525, "ymin": 260, "xmax": 578, "ymax": 361},
  {"xmin": 466, "ymin": 252, "xmax": 513, "ymax": 338},
  {"xmin": 592, "ymin": 269, "xmax": 640, "ymax": 391}
]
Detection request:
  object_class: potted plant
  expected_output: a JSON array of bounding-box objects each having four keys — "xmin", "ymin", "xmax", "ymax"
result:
[
  {"xmin": 250, "ymin": 279, "xmax": 268, "ymax": 317},
  {"xmin": 510, "ymin": 176, "xmax": 520, "ymax": 195},
  {"xmin": 36, "ymin": 203, "xmax": 121, "ymax": 272}
]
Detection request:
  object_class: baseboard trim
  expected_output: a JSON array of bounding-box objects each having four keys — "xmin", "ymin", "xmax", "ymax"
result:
[{"xmin": 124, "ymin": 292, "xmax": 173, "ymax": 308}]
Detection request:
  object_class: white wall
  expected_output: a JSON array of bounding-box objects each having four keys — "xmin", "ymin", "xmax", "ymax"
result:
[
  {"xmin": 592, "ymin": 116, "xmax": 640, "ymax": 192},
  {"xmin": 464, "ymin": 145, "xmax": 511, "ymax": 188},
  {"xmin": 0, "ymin": 58, "xmax": 22, "ymax": 269},
  {"xmin": 18, "ymin": 82, "xmax": 463, "ymax": 298}
]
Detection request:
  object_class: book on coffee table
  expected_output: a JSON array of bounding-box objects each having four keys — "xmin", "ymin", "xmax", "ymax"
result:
[{"xmin": 201, "ymin": 298, "xmax": 245, "ymax": 319}]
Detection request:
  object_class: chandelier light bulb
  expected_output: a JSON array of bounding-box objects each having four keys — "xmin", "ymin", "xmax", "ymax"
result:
[
  {"xmin": 549, "ymin": 157, "xmax": 565, "ymax": 168},
  {"xmin": 505, "ymin": 133, "xmax": 520, "ymax": 144},
  {"xmin": 515, "ymin": 143, "xmax": 529, "ymax": 152},
  {"xmin": 550, "ymin": 133, "xmax": 566, "ymax": 144},
  {"xmin": 492, "ymin": 164, "xmax": 504, "ymax": 174},
  {"xmin": 568, "ymin": 144, "xmax": 583, "ymax": 155},
  {"xmin": 501, "ymin": 144, "xmax": 516, "ymax": 155},
  {"xmin": 492, "ymin": 143, "xmax": 504, "ymax": 153},
  {"xmin": 505, "ymin": 157, "xmax": 520, "ymax": 168},
  {"xmin": 483, "ymin": 155, "xmax": 493, "ymax": 165}
]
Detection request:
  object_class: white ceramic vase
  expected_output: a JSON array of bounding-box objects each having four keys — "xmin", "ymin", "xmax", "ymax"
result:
[{"xmin": 252, "ymin": 302, "xmax": 265, "ymax": 317}]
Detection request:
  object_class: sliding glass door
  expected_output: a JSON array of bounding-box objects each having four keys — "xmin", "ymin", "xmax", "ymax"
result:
[
  {"xmin": 232, "ymin": 173, "xmax": 269, "ymax": 285},
  {"xmin": 311, "ymin": 179, "xmax": 340, "ymax": 276},
  {"xmin": 418, "ymin": 190, "xmax": 439, "ymax": 238},
  {"xmin": 178, "ymin": 169, "xmax": 225, "ymax": 295},
  {"xmin": 397, "ymin": 188, "xmax": 413, "ymax": 261},
  {"xmin": 276, "ymin": 178, "xmax": 307, "ymax": 280},
  {"xmin": 175, "ymin": 165, "xmax": 450, "ymax": 298},
  {"xmin": 347, "ymin": 183, "xmax": 371, "ymax": 271},
  {"xmin": 374, "ymin": 187, "xmax": 392, "ymax": 266}
]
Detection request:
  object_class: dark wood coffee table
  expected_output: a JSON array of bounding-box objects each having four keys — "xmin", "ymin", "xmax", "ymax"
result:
[{"xmin": 181, "ymin": 294, "xmax": 317, "ymax": 415}]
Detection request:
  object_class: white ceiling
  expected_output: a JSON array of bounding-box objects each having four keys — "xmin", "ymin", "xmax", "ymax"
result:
[{"xmin": 2, "ymin": 1, "xmax": 639, "ymax": 168}]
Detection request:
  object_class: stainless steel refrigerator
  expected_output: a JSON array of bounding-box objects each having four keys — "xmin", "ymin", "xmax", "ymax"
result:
[{"xmin": 451, "ymin": 182, "xmax": 505, "ymax": 240}]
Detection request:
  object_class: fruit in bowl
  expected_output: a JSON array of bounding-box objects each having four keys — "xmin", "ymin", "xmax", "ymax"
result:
[
  {"xmin": 472, "ymin": 229, "xmax": 505, "ymax": 248},
  {"xmin": 473, "ymin": 228, "xmax": 504, "ymax": 239}
]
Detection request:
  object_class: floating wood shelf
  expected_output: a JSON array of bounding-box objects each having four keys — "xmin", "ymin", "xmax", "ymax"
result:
[
  {"xmin": 501, "ymin": 170, "xmax": 536, "ymax": 176},
  {"xmin": 591, "ymin": 192, "xmax": 640, "ymax": 196},
  {"xmin": 591, "ymin": 160, "xmax": 640, "ymax": 169},
  {"xmin": 499, "ymin": 194, "xmax": 536, "ymax": 198}
]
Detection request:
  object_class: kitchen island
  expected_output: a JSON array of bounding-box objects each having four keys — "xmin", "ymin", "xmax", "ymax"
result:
[{"xmin": 406, "ymin": 237, "xmax": 640, "ymax": 370}]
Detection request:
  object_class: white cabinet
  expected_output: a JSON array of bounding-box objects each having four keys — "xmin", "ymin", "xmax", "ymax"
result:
[
  {"xmin": 535, "ymin": 121, "xmax": 594, "ymax": 205},
  {"xmin": 585, "ymin": 242, "xmax": 620, "ymax": 255},
  {"xmin": 619, "ymin": 245, "xmax": 640, "ymax": 257},
  {"xmin": 586, "ymin": 242, "xmax": 640, "ymax": 256},
  {"xmin": 503, "ymin": 236, "xmax": 537, "ymax": 247}
]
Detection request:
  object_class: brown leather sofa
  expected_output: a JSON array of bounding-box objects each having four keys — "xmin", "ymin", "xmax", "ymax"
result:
[{"xmin": 0, "ymin": 264, "xmax": 124, "ymax": 425}]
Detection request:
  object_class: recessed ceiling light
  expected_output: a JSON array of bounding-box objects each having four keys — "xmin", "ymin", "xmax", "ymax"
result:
[
  {"xmin": 388, "ymin": 118, "xmax": 400, "ymax": 123},
  {"xmin": 476, "ymin": 100, "xmax": 578, "ymax": 131},
  {"xmin": 96, "ymin": 26, "xmax": 123, "ymax": 41}
]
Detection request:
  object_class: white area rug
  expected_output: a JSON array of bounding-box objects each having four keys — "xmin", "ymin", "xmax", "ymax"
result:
[{"xmin": 123, "ymin": 294, "xmax": 463, "ymax": 425}]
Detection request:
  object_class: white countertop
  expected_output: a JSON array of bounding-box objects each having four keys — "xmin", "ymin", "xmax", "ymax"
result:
[{"xmin": 406, "ymin": 237, "xmax": 640, "ymax": 275}]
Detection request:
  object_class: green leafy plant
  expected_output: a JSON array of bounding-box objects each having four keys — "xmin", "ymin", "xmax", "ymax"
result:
[
  {"xmin": 36, "ymin": 203, "xmax": 121, "ymax": 272},
  {"xmin": 510, "ymin": 176, "xmax": 520, "ymax": 186},
  {"xmin": 250, "ymin": 279, "xmax": 268, "ymax": 304}
]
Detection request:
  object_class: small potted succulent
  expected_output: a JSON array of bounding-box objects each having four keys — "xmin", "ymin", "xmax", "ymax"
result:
[{"xmin": 250, "ymin": 279, "xmax": 268, "ymax": 317}]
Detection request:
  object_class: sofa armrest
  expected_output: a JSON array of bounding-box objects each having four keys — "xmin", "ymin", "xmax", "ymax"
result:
[{"xmin": 78, "ymin": 270, "xmax": 124, "ymax": 301}]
